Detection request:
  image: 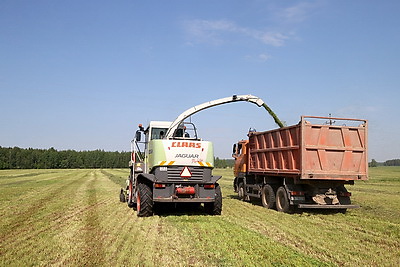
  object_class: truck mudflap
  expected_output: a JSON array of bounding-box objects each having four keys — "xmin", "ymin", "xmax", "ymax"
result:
[{"xmin": 297, "ymin": 204, "xmax": 360, "ymax": 209}]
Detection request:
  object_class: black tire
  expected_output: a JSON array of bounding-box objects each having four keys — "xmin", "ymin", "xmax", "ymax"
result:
[
  {"xmin": 336, "ymin": 185, "xmax": 351, "ymax": 205},
  {"xmin": 238, "ymin": 182, "xmax": 245, "ymax": 201},
  {"xmin": 276, "ymin": 186, "xmax": 295, "ymax": 214},
  {"xmin": 204, "ymin": 184, "xmax": 222, "ymax": 215},
  {"xmin": 233, "ymin": 178, "xmax": 238, "ymax": 193},
  {"xmin": 119, "ymin": 189, "xmax": 126, "ymax": 202},
  {"xmin": 261, "ymin": 184, "xmax": 276, "ymax": 209},
  {"xmin": 137, "ymin": 182, "xmax": 153, "ymax": 217}
]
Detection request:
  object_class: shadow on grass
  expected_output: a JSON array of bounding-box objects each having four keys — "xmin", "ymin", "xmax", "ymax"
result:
[
  {"xmin": 154, "ymin": 203, "xmax": 215, "ymax": 217},
  {"xmin": 227, "ymin": 193, "xmax": 347, "ymax": 215}
]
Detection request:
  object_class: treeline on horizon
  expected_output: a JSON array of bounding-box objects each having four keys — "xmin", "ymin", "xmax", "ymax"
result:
[
  {"xmin": 0, "ymin": 146, "xmax": 130, "ymax": 169},
  {"xmin": 0, "ymin": 146, "xmax": 234, "ymax": 169},
  {"xmin": 369, "ymin": 158, "xmax": 400, "ymax": 167}
]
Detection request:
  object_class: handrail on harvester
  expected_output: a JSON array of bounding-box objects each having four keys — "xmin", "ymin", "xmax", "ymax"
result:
[{"xmin": 164, "ymin": 94, "xmax": 284, "ymax": 139}]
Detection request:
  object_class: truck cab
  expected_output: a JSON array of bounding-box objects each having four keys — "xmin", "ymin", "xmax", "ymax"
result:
[{"xmin": 232, "ymin": 140, "xmax": 248, "ymax": 192}]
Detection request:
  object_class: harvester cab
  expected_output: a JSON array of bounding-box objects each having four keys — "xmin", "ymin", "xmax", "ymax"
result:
[
  {"xmin": 131, "ymin": 121, "xmax": 200, "ymax": 173},
  {"xmin": 122, "ymin": 118, "xmax": 221, "ymax": 217}
]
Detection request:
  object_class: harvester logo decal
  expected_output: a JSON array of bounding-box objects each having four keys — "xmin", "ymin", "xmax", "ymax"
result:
[
  {"xmin": 171, "ymin": 142, "xmax": 202, "ymax": 148},
  {"xmin": 175, "ymin": 153, "xmax": 199, "ymax": 158},
  {"xmin": 162, "ymin": 140, "xmax": 212, "ymax": 167}
]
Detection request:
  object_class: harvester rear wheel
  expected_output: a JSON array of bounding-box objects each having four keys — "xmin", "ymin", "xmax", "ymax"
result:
[
  {"xmin": 276, "ymin": 186, "xmax": 295, "ymax": 214},
  {"xmin": 261, "ymin": 184, "xmax": 275, "ymax": 209},
  {"xmin": 204, "ymin": 184, "xmax": 222, "ymax": 215},
  {"xmin": 137, "ymin": 182, "xmax": 153, "ymax": 217}
]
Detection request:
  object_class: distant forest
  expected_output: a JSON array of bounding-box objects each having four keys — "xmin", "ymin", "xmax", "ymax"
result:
[
  {"xmin": 0, "ymin": 146, "xmax": 234, "ymax": 169},
  {"xmin": 369, "ymin": 158, "xmax": 400, "ymax": 167},
  {"xmin": 0, "ymin": 146, "xmax": 130, "ymax": 169}
]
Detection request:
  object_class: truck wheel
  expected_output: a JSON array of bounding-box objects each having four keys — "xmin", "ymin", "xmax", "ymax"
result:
[
  {"xmin": 261, "ymin": 184, "xmax": 275, "ymax": 209},
  {"xmin": 336, "ymin": 185, "xmax": 351, "ymax": 205},
  {"xmin": 137, "ymin": 182, "xmax": 153, "ymax": 217},
  {"xmin": 238, "ymin": 182, "xmax": 245, "ymax": 201},
  {"xmin": 276, "ymin": 186, "xmax": 295, "ymax": 214},
  {"xmin": 119, "ymin": 189, "xmax": 126, "ymax": 202},
  {"xmin": 204, "ymin": 184, "xmax": 222, "ymax": 215},
  {"xmin": 233, "ymin": 178, "xmax": 238, "ymax": 193}
]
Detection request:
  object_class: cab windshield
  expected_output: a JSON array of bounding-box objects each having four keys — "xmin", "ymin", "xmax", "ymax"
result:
[{"xmin": 150, "ymin": 128, "xmax": 168, "ymax": 140}]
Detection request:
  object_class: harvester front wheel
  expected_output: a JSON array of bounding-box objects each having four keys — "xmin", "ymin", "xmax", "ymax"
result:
[
  {"xmin": 137, "ymin": 182, "xmax": 153, "ymax": 217},
  {"xmin": 204, "ymin": 184, "xmax": 222, "ymax": 215},
  {"xmin": 261, "ymin": 184, "xmax": 275, "ymax": 209}
]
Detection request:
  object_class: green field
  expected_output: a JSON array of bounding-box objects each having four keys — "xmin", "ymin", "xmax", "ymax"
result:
[{"xmin": 1, "ymin": 167, "xmax": 399, "ymax": 266}]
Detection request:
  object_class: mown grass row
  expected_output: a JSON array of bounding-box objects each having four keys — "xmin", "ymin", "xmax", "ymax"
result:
[{"xmin": 1, "ymin": 167, "xmax": 399, "ymax": 266}]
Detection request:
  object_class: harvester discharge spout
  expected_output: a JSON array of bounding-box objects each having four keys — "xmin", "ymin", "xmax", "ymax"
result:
[{"xmin": 165, "ymin": 94, "xmax": 284, "ymax": 139}]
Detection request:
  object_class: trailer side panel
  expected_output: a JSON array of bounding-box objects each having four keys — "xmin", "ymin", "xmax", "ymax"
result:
[{"xmin": 248, "ymin": 116, "xmax": 368, "ymax": 181}]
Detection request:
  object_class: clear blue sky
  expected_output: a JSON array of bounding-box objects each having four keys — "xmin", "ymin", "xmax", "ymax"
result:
[{"xmin": 1, "ymin": 0, "xmax": 399, "ymax": 161}]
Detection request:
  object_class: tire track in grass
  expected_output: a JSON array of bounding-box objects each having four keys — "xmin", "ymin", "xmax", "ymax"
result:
[
  {"xmin": 218, "ymin": 170, "xmax": 400, "ymax": 266},
  {"xmin": 222, "ymin": 196, "xmax": 400, "ymax": 266},
  {"xmin": 102, "ymin": 168, "xmax": 327, "ymax": 265},
  {"xmin": 50, "ymin": 170, "xmax": 110, "ymax": 266},
  {"xmin": 0, "ymin": 169, "xmax": 66, "ymax": 205},
  {"xmin": 52, "ymin": 169, "xmax": 130, "ymax": 266},
  {"xmin": 3, "ymin": 169, "xmax": 399, "ymax": 266},
  {"xmin": 0, "ymin": 170, "xmax": 96, "ymax": 265},
  {"xmin": 50, "ymin": 170, "xmax": 108, "ymax": 266},
  {"xmin": 2, "ymin": 169, "xmax": 209, "ymax": 265},
  {"xmin": 0, "ymin": 170, "xmax": 59, "ymax": 180},
  {"xmin": 79, "ymin": 170, "xmax": 106, "ymax": 266},
  {"xmin": 223, "ymin": 198, "xmax": 344, "ymax": 263},
  {"xmin": 0, "ymin": 170, "xmax": 88, "ymax": 247},
  {"xmin": 100, "ymin": 169, "xmax": 126, "ymax": 188},
  {"xmin": 164, "ymin": 214, "xmax": 329, "ymax": 266},
  {"xmin": 110, "ymin": 215, "xmax": 208, "ymax": 266},
  {"xmin": 94, "ymin": 170, "xmax": 208, "ymax": 266},
  {"xmin": 221, "ymin": 198, "xmax": 336, "ymax": 262},
  {"xmin": 1, "ymin": 170, "xmax": 114, "ymax": 266},
  {"xmin": 0, "ymin": 199, "xmax": 112, "ymax": 266}
]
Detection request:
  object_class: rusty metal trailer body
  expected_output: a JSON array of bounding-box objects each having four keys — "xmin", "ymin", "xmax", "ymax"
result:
[{"xmin": 233, "ymin": 116, "xmax": 368, "ymax": 213}]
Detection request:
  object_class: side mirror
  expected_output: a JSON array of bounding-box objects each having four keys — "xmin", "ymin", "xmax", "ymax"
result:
[
  {"xmin": 135, "ymin": 130, "xmax": 141, "ymax": 142},
  {"xmin": 232, "ymin": 144, "xmax": 237, "ymax": 154}
]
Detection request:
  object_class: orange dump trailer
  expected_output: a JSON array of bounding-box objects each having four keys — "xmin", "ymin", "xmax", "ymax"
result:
[{"xmin": 232, "ymin": 116, "xmax": 368, "ymax": 213}]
